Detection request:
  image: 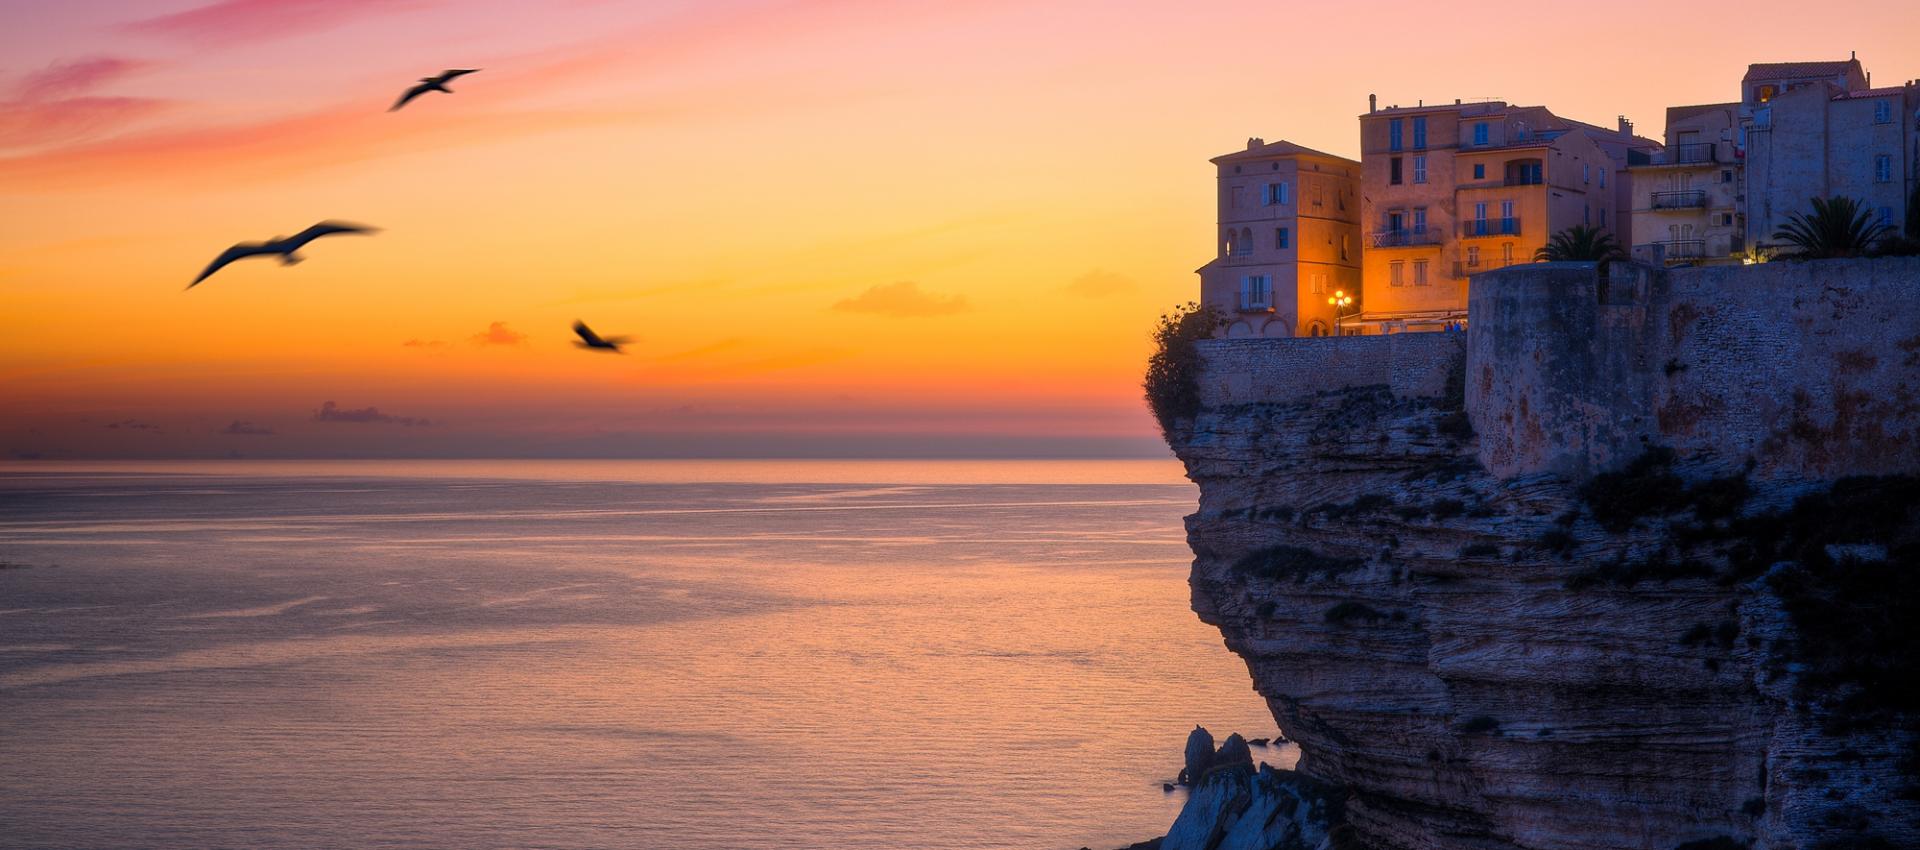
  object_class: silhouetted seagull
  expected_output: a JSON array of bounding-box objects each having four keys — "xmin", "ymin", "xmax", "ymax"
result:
[
  {"xmin": 188, "ymin": 222, "xmax": 377, "ymax": 289},
  {"xmin": 572, "ymin": 321, "xmax": 632, "ymax": 353},
  {"xmin": 390, "ymin": 69, "xmax": 480, "ymax": 111}
]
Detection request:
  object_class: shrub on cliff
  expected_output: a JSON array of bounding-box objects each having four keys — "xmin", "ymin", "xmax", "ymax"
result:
[
  {"xmin": 1773, "ymin": 196, "xmax": 1892, "ymax": 259},
  {"xmin": 1143, "ymin": 301, "xmax": 1224, "ymax": 434}
]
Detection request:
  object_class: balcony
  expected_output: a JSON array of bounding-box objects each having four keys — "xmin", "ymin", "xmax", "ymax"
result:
[
  {"xmin": 1461, "ymin": 218, "xmax": 1521, "ymax": 238},
  {"xmin": 1371, "ymin": 228, "xmax": 1442, "ymax": 248},
  {"xmin": 1653, "ymin": 239, "xmax": 1706, "ymax": 260},
  {"xmin": 1670, "ymin": 143, "xmax": 1716, "ymax": 164},
  {"xmin": 1651, "ymin": 190, "xmax": 1708, "ymax": 210},
  {"xmin": 1454, "ymin": 258, "xmax": 1523, "ymax": 277},
  {"xmin": 1236, "ymin": 298, "xmax": 1274, "ymax": 313}
]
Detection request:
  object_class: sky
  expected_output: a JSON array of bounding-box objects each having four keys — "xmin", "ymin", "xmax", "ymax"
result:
[{"xmin": 3, "ymin": 0, "xmax": 1916, "ymax": 459}]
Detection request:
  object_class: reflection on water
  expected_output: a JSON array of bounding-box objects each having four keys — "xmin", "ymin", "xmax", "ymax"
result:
[{"xmin": 0, "ymin": 461, "xmax": 1289, "ymax": 850}]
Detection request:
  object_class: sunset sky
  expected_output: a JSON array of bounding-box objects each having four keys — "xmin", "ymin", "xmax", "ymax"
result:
[{"xmin": 4, "ymin": 0, "xmax": 1915, "ymax": 458}]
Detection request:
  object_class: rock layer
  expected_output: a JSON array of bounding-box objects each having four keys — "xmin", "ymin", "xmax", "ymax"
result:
[{"xmin": 1164, "ymin": 260, "xmax": 1920, "ymax": 850}]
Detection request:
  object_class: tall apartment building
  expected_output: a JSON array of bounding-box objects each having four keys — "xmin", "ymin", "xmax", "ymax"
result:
[
  {"xmin": 1196, "ymin": 138, "xmax": 1363, "ymax": 338},
  {"xmin": 1629, "ymin": 103, "xmax": 1744, "ymax": 264},
  {"xmin": 1354, "ymin": 99, "xmax": 1657, "ymax": 332},
  {"xmin": 1740, "ymin": 57, "xmax": 1917, "ymax": 252}
]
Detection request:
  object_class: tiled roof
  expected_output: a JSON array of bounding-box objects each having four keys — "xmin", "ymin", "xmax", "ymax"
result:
[
  {"xmin": 1211, "ymin": 139, "xmax": 1354, "ymax": 165},
  {"xmin": 1836, "ymin": 86, "xmax": 1907, "ymax": 99},
  {"xmin": 1743, "ymin": 60, "xmax": 1860, "ymax": 82}
]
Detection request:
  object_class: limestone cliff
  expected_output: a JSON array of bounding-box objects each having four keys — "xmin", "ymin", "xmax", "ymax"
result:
[{"xmin": 1163, "ymin": 259, "xmax": 1920, "ymax": 850}]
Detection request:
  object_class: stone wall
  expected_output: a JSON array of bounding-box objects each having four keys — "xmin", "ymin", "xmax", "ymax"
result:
[
  {"xmin": 1195, "ymin": 332, "xmax": 1463, "ymax": 408},
  {"xmin": 1467, "ymin": 257, "xmax": 1920, "ymax": 481}
]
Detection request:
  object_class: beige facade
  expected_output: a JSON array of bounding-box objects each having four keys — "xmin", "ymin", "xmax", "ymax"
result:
[
  {"xmin": 1629, "ymin": 103, "xmax": 1744, "ymax": 265},
  {"xmin": 1742, "ymin": 70, "xmax": 1917, "ymax": 252},
  {"xmin": 1197, "ymin": 139, "xmax": 1362, "ymax": 338},
  {"xmin": 1354, "ymin": 100, "xmax": 1656, "ymax": 332}
]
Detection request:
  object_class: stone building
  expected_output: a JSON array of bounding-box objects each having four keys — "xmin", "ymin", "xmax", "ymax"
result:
[
  {"xmin": 1196, "ymin": 138, "xmax": 1363, "ymax": 338},
  {"xmin": 1629, "ymin": 103, "xmax": 1744, "ymax": 265},
  {"xmin": 1739, "ymin": 57, "xmax": 1918, "ymax": 252},
  {"xmin": 1353, "ymin": 98, "xmax": 1657, "ymax": 333}
]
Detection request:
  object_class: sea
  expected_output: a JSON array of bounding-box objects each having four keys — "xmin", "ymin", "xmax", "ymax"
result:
[{"xmin": 0, "ymin": 460, "xmax": 1290, "ymax": 850}]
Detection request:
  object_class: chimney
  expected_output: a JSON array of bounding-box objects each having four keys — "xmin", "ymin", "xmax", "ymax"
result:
[
  {"xmin": 1368, "ymin": 94, "xmax": 1377, "ymax": 113},
  {"xmin": 1618, "ymin": 115, "xmax": 1633, "ymax": 135},
  {"xmin": 1455, "ymin": 98, "xmax": 1462, "ymax": 105},
  {"xmin": 1248, "ymin": 137, "xmax": 1263, "ymax": 150}
]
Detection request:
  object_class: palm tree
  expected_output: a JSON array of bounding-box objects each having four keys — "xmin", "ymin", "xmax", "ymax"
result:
[
  {"xmin": 1772, "ymin": 196, "xmax": 1890, "ymax": 259},
  {"xmin": 1535, "ymin": 225, "xmax": 1625, "ymax": 265}
]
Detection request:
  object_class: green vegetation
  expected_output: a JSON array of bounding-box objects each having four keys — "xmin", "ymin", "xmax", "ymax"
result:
[
  {"xmin": 1534, "ymin": 224, "xmax": 1626, "ymax": 266},
  {"xmin": 1459, "ymin": 715, "xmax": 1501, "ymax": 735},
  {"xmin": 1232, "ymin": 545, "xmax": 1365, "ymax": 584},
  {"xmin": 1143, "ymin": 301, "xmax": 1223, "ymax": 434},
  {"xmin": 1772, "ymin": 196, "xmax": 1892, "ymax": 259},
  {"xmin": 1324, "ymin": 601, "xmax": 1389, "ymax": 624}
]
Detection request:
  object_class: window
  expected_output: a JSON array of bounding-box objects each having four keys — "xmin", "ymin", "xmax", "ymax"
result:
[
  {"xmin": 1472, "ymin": 122, "xmax": 1489, "ymax": 145},
  {"xmin": 1516, "ymin": 162, "xmax": 1543, "ymax": 185},
  {"xmin": 1412, "ymin": 207, "xmax": 1427, "ymax": 234},
  {"xmin": 1341, "ymin": 235, "xmax": 1351, "ymax": 261},
  {"xmin": 1240, "ymin": 275, "xmax": 1270, "ymax": 309},
  {"xmin": 1473, "ymin": 163, "xmax": 1486, "ymax": 180},
  {"xmin": 1600, "ymin": 169, "xmax": 1607, "ymax": 189},
  {"xmin": 1390, "ymin": 157, "xmax": 1403, "ymax": 185},
  {"xmin": 1881, "ymin": 207, "xmax": 1896, "ymax": 227},
  {"xmin": 1313, "ymin": 183, "xmax": 1324, "ymax": 206},
  {"xmin": 1875, "ymin": 155, "xmax": 1892, "ymax": 182},
  {"xmin": 1238, "ymin": 227, "xmax": 1253, "ymax": 255},
  {"xmin": 1584, "ymin": 205, "xmax": 1590, "ymax": 225},
  {"xmin": 1583, "ymin": 163, "xmax": 1591, "ymax": 183},
  {"xmin": 1275, "ymin": 227, "xmax": 1289, "ymax": 249},
  {"xmin": 1413, "ymin": 259, "xmax": 1429, "ymax": 286},
  {"xmin": 1223, "ymin": 229, "xmax": 1235, "ymax": 256},
  {"xmin": 1466, "ymin": 246, "xmax": 1480, "ymax": 267},
  {"xmin": 1722, "ymin": 169, "xmax": 1733, "ymax": 183},
  {"xmin": 1388, "ymin": 211, "xmax": 1405, "ymax": 232},
  {"xmin": 1389, "ymin": 261, "xmax": 1405, "ymax": 286},
  {"xmin": 1502, "ymin": 242, "xmax": 1514, "ymax": 264},
  {"xmin": 1389, "ymin": 118, "xmax": 1403, "ymax": 152},
  {"xmin": 1875, "ymin": 100, "xmax": 1893, "ymax": 124},
  {"xmin": 1310, "ymin": 272, "xmax": 1327, "ymax": 295},
  {"xmin": 1264, "ymin": 182, "xmax": 1290, "ymax": 205},
  {"xmin": 1413, "ymin": 155, "xmax": 1427, "ymax": 184},
  {"xmin": 1413, "ymin": 117, "xmax": 1427, "ymax": 150},
  {"xmin": 1230, "ymin": 186, "xmax": 1243, "ymax": 208},
  {"xmin": 1756, "ymin": 85, "xmax": 1776, "ymax": 103},
  {"xmin": 1721, "ymin": 213, "xmax": 1735, "ymax": 226},
  {"xmin": 1500, "ymin": 200, "xmax": 1515, "ymax": 232}
]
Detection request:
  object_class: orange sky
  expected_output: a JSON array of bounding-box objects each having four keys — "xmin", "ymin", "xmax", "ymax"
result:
[{"xmin": 4, "ymin": 0, "xmax": 1915, "ymax": 458}]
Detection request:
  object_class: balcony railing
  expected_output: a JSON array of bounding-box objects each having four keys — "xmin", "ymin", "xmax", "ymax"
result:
[
  {"xmin": 1461, "ymin": 218, "xmax": 1521, "ymax": 238},
  {"xmin": 1371, "ymin": 228, "xmax": 1442, "ymax": 248},
  {"xmin": 1236, "ymin": 297, "xmax": 1274, "ymax": 313},
  {"xmin": 1653, "ymin": 239, "xmax": 1706, "ymax": 260},
  {"xmin": 1670, "ymin": 143, "xmax": 1716, "ymax": 164},
  {"xmin": 1651, "ymin": 190, "xmax": 1708, "ymax": 209},
  {"xmin": 1455, "ymin": 258, "xmax": 1523, "ymax": 277}
]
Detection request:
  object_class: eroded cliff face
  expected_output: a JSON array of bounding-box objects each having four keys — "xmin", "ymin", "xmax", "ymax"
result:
[{"xmin": 1165, "ymin": 260, "xmax": 1920, "ymax": 850}]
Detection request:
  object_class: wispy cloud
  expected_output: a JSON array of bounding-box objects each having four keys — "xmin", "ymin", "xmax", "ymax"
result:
[
  {"xmin": 469, "ymin": 321, "xmax": 527, "ymax": 346},
  {"xmin": 103, "ymin": 418, "xmax": 162, "ymax": 432},
  {"xmin": 832, "ymin": 281, "xmax": 968, "ymax": 317},
  {"xmin": 402, "ymin": 338, "xmax": 448, "ymax": 349},
  {"xmin": 0, "ymin": 57, "xmax": 165, "ymax": 150},
  {"xmin": 125, "ymin": 0, "xmax": 432, "ymax": 46},
  {"xmin": 1062, "ymin": 269, "xmax": 1136, "ymax": 298},
  {"xmin": 222, "ymin": 420, "xmax": 275, "ymax": 435},
  {"xmin": 313, "ymin": 401, "xmax": 430, "ymax": 426}
]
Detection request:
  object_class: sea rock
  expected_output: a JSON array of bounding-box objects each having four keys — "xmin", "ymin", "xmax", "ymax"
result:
[
  {"xmin": 1162, "ymin": 761, "xmax": 1339, "ymax": 850},
  {"xmin": 1178, "ymin": 725, "xmax": 1215, "ymax": 786}
]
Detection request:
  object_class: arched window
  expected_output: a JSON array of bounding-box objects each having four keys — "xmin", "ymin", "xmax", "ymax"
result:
[
  {"xmin": 1307, "ymin": 321, "xmax": 1329, "ymax": 338},
  {"xmin": 1226, "ymin": 320, "xmax": 1256, "ymax": 339},
  {"xmin": 1237, "ymin": 228, "xmax": 1253, "ymax": 256},
  {"xmin": 1223, "ymin": 229, "xmax": 1235, "ymax": 257}
]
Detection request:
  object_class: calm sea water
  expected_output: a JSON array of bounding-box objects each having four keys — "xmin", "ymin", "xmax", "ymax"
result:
[{"xmin": 0, "ymin": 460, "xmax": 1289, "ymax": 850}]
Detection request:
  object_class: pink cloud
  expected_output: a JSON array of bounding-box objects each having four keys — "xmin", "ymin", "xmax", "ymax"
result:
[
  {"xmin": 125, "ymin": 0, "xmax": 432, "ymax": 45},
  {"xmin": 469, "ymin": 321, "xmax": 528, "ymax": 347},
  {"xmin": 0, "ymin": 57, "xmax": 165, "ymax": 150},
  {"xmin": 14, "ymin": 57, "xmax": 150, "ymax": 102}
]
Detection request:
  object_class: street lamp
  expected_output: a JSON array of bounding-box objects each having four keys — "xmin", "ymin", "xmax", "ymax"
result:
[{"xmin": 1327, "ymin": 290, "xmax": 1355, "ymax": 336}]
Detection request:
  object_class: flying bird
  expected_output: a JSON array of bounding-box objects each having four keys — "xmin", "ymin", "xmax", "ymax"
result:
[
  {"xmin": 572, "ymin": 321, "xmax": 632, "ymax": 353},
  {"xmin": 189, "ymin": 221, "xmax": 378, "ymax": 289},
  {"xmin": 390, "ymin": 69, "xmax": 480, "ymax": 111}
]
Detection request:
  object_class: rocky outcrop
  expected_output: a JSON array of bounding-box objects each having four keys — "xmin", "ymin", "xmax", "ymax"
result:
[
  {"xmin": 1162, "ymin": 260, "xmax": 1920, "ymax": 850},
  {"xmin": 1163, "ymin": 730, "xmax": 1342, "ymax": 850}
]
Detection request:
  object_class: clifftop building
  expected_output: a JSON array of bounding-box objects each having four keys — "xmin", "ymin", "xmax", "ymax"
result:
[
  {"xmin": 1351, "ymin": 98, "xmax": 1656, "ymax": 332},
  {"xmin": 1196, "ymin": 139, "xmax": 1362, "ymax": 338}
]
